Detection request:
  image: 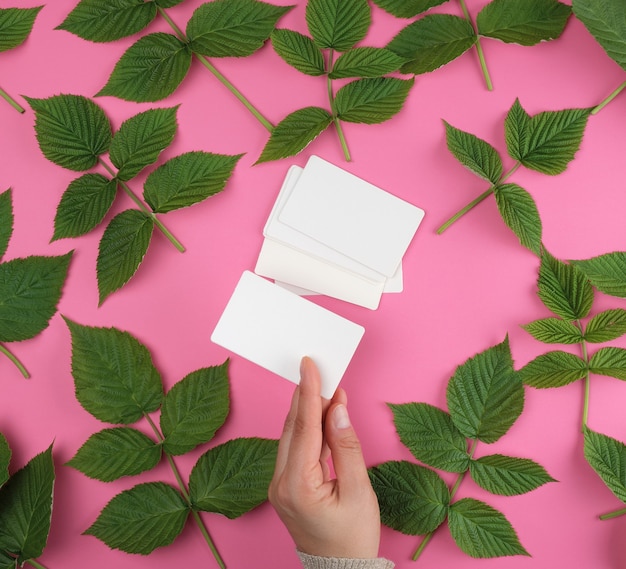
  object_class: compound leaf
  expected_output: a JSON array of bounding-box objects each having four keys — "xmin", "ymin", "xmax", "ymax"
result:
[
  {"xmin": 306, "ymin": 0, "xmax": 370, "ymax": 52},
  {"xmin": 519, "ymin": 350, "xmax": 587, "ymax": 388},
  {"xmin": 0, "ymin": 7, "xmax": 42, "ymax": 53},
  {"xmin": 271, "ymin": 29, "xmax": 325, "ymax": 76},
  {"xmin": 329, "ymin": 47, "xmax": 406, "ymax": 79},
  {"xmin": 371, "ymin": 0, "xmax": 449, "ymax": 18},
  {"xmin": 572, "ymin": 252, "xmax": 626, "ymax": 298},
  {"xmin": 493, "ymin": 183, "xmax": 542, "ymax": 254},
  {"xmin": 584, "ymin": 427, "xmax": 626, "ymax": 503},
  {"xmin": 522, "ymin": 317, "xmax": 583, "ymax": 344},
  {"xmin": 585, "ymin": 309, "xmax": 626, "ymax": 343},
  {"xmin": 0, "ymin": 189, "xmax": 13, "ymax": 262},
  {"xmin": 589, "ymin": 347, "xmax": 626, "ymax": 380}
]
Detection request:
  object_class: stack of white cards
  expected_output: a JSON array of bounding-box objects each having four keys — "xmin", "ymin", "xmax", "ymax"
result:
[{"xmin": 255, "ymin": 155, "xmax": 425, "ymax": 310}]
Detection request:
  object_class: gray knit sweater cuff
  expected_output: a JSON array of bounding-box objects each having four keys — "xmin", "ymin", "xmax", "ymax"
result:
[{"xmin": 297, "ymin": 551, "xmax": 395, "ymax": 569}]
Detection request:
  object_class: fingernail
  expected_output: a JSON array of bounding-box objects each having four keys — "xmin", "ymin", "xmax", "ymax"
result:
[
  {"xmin": 333, "ymin": 404, "xmax": 351, "ymax": 429},
  {"xmin": 300, "ymin": 356, "xmax": 310, "ymax": 379}
]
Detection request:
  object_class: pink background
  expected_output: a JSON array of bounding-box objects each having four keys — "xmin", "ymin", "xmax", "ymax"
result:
[{"xmin": 1, "ymin": 0, "xmax": 626, "ymax": 567}]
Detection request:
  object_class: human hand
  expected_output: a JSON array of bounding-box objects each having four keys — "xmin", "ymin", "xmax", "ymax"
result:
[{"xmin": 269, "ymin": 356, "xmax": 381, "ymax": 559}]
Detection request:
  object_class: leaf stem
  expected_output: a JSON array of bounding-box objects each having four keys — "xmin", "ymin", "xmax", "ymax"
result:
[
  {"xmin": 327, "ymin": 50, "xmax": 351, "ymax": 162},
  {"xmin": 24, "ymin": 560, "xmax": 49, "ymax": 569},
  {"xmin": 0, "ymin": 343, "xmax": 30, "ymax": 378},
  {"xmin": 592, "ymin": 80, "xmax": 626, "ymax": 115},
  {"xmin": 157, "ymin": 7, "xmax": 274, "ymax": 133},
  {"xmin": 458, "ymin": 0, "xmax": 493, "ymax": 91},
  {"xmin": 97, "ymin": 158, "xmax": 185, "ymax": 252},
  {"xmin": 0, "ymin": 86, "xmax": 25, "ymax": 113},
  {"xmin": 143, "ymin": 414, "xmax": 226, "ymax": 569},
  {"xmin": 600, "ymin": 506, "xmax": 626, "ymax": 520},
  {"xmin": 576, "ymin": 321, "xmax": 590, "ymax": 432},
  {"xmin": 436, "ymin": 162, "xmax": 521, "ymax": 234}
]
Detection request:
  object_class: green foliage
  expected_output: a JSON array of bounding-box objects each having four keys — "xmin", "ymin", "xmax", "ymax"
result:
[
  {"xmin": 0, "ymin": 190, "xmax": 13, "ymax": 262},
  {"xmin": 522, "ymin": 318, "xmax": 583, "ymax": 344},
  {"xmin": 0, "ymin": 434, "xmax": 10, "ymax": 488},
  {"xmin": 370, "ymin": 339, "xmax": 549, "ymax": 560},
  {"xmin": 584, "ymin": 309, "xmax": 626, "ymax": 343},
  {"xmin": 493, "ymin": 183, "xmax": 542, "ymax": 255},
  {"xmin": 0, "ymin": 6, "xmax": 42, "ymax": 52},
  {"xmin": 329, "ymin": 47, "xmax": 407, "ymax": 79},
  {"xmin": 572, "ymin": 253, "xmax": 626, "ymax": 298},
  {"xmin": 519, "ymin": 351, "xmax": 587, "ymax": 388},
  {"xmin": 305, "ymin": 0, "xmax": 370, "ymax": 52},
  {"xmin": 589, "ymin": 347, "xmax": 626, "ymax": 380},
  {"xmin": 372, "ymin": 0, "xmax": 448, "ymax": 18},
  {"xmin": 66, "ymin": 322, "xmax": 277, "ymax": 560},
  {"xmin": 271, "ymin": 29, "xmax": 325, "ymax": 76},
  {"xmin": 584, "ymin": 427, "xmax": 626, "ymax": 504}
]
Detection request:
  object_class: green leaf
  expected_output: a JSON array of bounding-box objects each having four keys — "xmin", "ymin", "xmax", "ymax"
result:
[
  {"xmin": 572, "ymin": 252, "xmax": 626, "ymax": 298},
  {"xmin": 306, "ymin": 0, "xmax": 370, "ymax": 52},
  {"xmin": 52, "ymin": 174, "xmax": 117, "ymax": 241},
  {"xmin": 505, "ymin": 100, "xmax": 591, "ymax": 175},
  {"xmin": 537, "ymin": 250, "xmax": 594, "ymax": 320},
  {"xmin": 189, "ymin": 438, "xmax": 278, "ymax": 518},
  {"xmin": 389, "ymin": 403, "xmax": 469, "ymax": 473},
  {"xmin": 0, "ymin": 433, "xmax": 10, "ymax": 488},
  {"xmin": 585, "ymin": 309, "xmax": 626, "ymax": 343},
  {"xmin": 26, "ymin": 94, "xmax": 112, "ymax": 172},
  {"xmin": 56, "ymin": 0, "xmax": 157, "ymax": 43},
  {"xmin": 448, "ymin": 498, "xmax": 529, "ymax": 558},
  {"xmin": 522, "ymin": 317, "xmax": 583, "ymax": 344},
  {"xmin": 519, "ymin": 350, "xmax": 587, "ymax": 388},
  {"xmin": 110, "ymin": 107, "xmax": 178, "ymax": 182},
  {"xmin": 0, "ymin": 253, "xmax": 72, "ymax": 343},
  {"xmin": 446, "ymin": 337, "xmax": 524, "ymax": 444},
  {"xmin": 143, "ymin": 152, "xmax": 242, "ymax": 214},
  {"xmin": 187, "ymin": 0, "xmax": 292, "ymax": 58},
  {"xmin": 85, "ymin": 482, "xmax": 189, "ymax": 554},
  {"xmin": 155, "ymin": 0, "xmax": 185, "ymax": 6},
  {"xmin": 0, "ymin": 7, "xmax": 42, "ymax": 52},
  {"xmin": 161, "ymin": 361, "xmax": 230, "ymax": 456},
  {"xmin": 443, "ymin": 121, "xmax": 503, "ymax": 184},
  {"xmin": 589, "ymin": 347, "xmax": 626, "ymax": 380},
  {"xmin": 97, "ymin": 210, "xmax": 154, "ymax": 304},
  {"xmin": 368, "ymin": 461, "xmax": 449, "ymax": 535},
  {"xmin": 65, "ymin": 319, "xmax": 163, "ymax": 424},
  {"xmin": 584, "ymin": 427, "xmax": 626, "ymax": 503},
  {"xmin": 0, "ymin": 550, "xmax": 16, "ymax": 569},
  {"xmin": 572, "ymin": 0, "xmax": 626, "ymax": 71},
  {"xmin": 335, "ymin": 77, "xmax": 414, "ymax": 124},
  {"xmin": 371, "ymin": 0, "xmax": 449, "ymax": 18},
  {"xmin": 469, "ymin": 454, "xmax": 556, "ymax": 496},
  {"xmin": 256, "ymin": 107, "xmax": 332, "ymax": 164},
  {"xmin": 0, "ymin": 189, "xmax": 13, "ymax": 262},
  {"xmin": 329, "ymin": 47, "xmax": 407, "ymax": 79},
  {"xmin": 0, "ymin": 444, "xmax": 54, "ymax": 563},
  {"xmin": 271, "ymin": 29, "xmax": 325, "ymax": 76},
  {"xmin": 97, "ymin": 33, "xmax": 192, "ymax": 102},
  {"xmin": 493, "ymin": 183, "xmax": 542, "ymax": 254},
  {"xmin": 387, "ymin": 15, "xmax": 476, "ymax": 75},
  {"xmin": 477, "ymin": 0, "xmax": 571, "ymax": 46},
  {"xmin": 67, "ymin": 428, "xmax": 161, "ymax": 482}
]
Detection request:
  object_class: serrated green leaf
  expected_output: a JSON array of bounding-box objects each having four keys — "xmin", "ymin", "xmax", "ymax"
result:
[
  {"xmin": 67, "ymin": 428, "xmax": 161, "ymax": 482},
  {"xmin": 0, "ymin": 445, "xmax": 54, "ymax": 563},
  {"xmin": 589, "ymin": 347, "xmax": 626, "ymax": 380},
  {"xmin": 522, "ymin": 317, "xmax": 583, "ymax": 344},
  {"xmin": 0, "ymin": 434, "xmax": 10, "ymax": 488},
  {"xmin": 572, "ymin": 253, "xmax": 626, "ymax": 298},
  {"xmin": 470, "ymin": 454, "xmax": 555, "ymax": 496},
  {"xmin": 0, "ymin": 190, "xmax": 13, "ymax": 262},
  {"xmin": 572, "ymin": 0, "xmax": 626, "ymax": 71},
  {"xmin": 387, "ymin": 15, "xmax": 475, "ymax": 75},
  {"xmin": 448, "ymin": 498, "xmax": 529, "ymax": 558},
  {"xmin": 538, "ymin": 250, "xmax": 594, "ymax": 320},
  {"xmin": 447, "ymin": 337, "xmax": 523, "ymax": 444},
  {"xmin": 56, "ymin": 0, "xmax": 157, "ymax": 43},
  {"xmin": 519, "ymin": 350, "xmax": 587, "ymax": 388},
  {"xmin": 335, "ymin": 77, "xmax": 414, "ymax": 124},
  {"xmin": 143, "ymin": 152, "xmax": 242, "ymax": 214},
  {"xmin": 584, "ymin": 427, "xmax": 626, "ymax": 503},
  {"xmin": 371, "ymin": 0, "xmax": 449, "ymax": 18},
  {"xmin": 26, "ymin": 94, "xmax": 112, "ymax": 172},
  {"xmin": 256, "ymin": 107, "xmax": 332, "ymax": 163},
  {"xmin": 65, "ymin": 319, "xmax": 163, "ymax": 424},
  {"xmin": 306, "ymin": 0, "xmax": 370, "ymax": 52},
  {"xmin": 585, "ymin": 309, "xmax": 626, "ymax": 343},
  {"xmin": 187, "ymin": 0, "xmax": 292, "ymax": 58},
  {"xmin": 329, "ymin": 47, "xmax": 406, "ymax": 79},
  {"xmin": 189, "ymin": 438, "xmax": 278, "ymax": 518},
  {"xmin": 97, "ymin": 210, "xmax": 154, "ymax": 304},
  {"xmin": 443, "ymin": 121, "xmax": 502, "ymax": 184},
  {"xmin": 389, "ymin": 403, "xmax": 469, "ymax": 473},
  {"xmin": 505, "ymin": 100, "xmax": 591, "ymax": 175},
  {"xmin": 477, "ymin": 0, "xmax": 571, "ymax": 46},
  {"xmin": 85, "ymin": 482, "xmax": 189, "ymax": 554},
  {"xmin": 97, "ymin": 33, "xmax": 192, "ymax": 102},
  {"xmin": 110, "ymin": 107, "xmax": 178, "ymax": 182},
  {"xmin": 368, "ymin": 461, "xmax": 449, "ymax": 535},
  {"xmin": 0, "ymin": 7, "xmax": 42, "ymax": 53},
  {"xmin": 493, "ymin": 183, "xmax": 542, "ymax": 254},
  {"xmin": 52, "ymin": 174, "xmax": 117, "ymax": 241},
  {"xmin": 271, "ymin": 29, "xmax": 325, "ymax": 76},
  {"xmin": 161, "ymin": 362, "xmax": 230, "ymax": 456},
  {"xmin": 155, "ymin": 0, "xmax": 185, "ymax": 6},
  {"xmin": 0, "ymin": 253, "xmax": 72, "ymax": 343}
]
